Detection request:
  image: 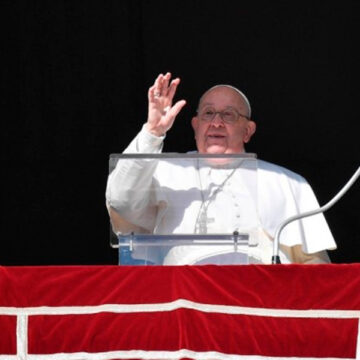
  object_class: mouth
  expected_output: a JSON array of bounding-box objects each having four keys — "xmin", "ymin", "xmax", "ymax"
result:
[{"xmin": 207, "ymin": 134, "xmax": 226, "ymax": 139}]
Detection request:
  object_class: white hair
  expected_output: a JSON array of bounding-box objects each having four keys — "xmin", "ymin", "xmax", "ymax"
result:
[{"xmin": 198, "ymin": 84, "xmax": 252, "ymax": 118}]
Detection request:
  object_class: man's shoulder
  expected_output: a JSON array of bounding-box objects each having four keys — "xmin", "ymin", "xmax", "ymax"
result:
[{"xmin": 257, "ymin": 159, "xmax": 307, "ymax": 184}]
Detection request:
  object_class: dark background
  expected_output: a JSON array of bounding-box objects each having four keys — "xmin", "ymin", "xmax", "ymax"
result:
[{"xmin": 2, "ymin": 1, "xmax": 359, "ymax": 265}]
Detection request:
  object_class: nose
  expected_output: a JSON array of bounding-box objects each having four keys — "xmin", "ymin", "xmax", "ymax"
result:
[{"xmin": 211, "ymin": 113, "xmax": 225, "ymax": 127}]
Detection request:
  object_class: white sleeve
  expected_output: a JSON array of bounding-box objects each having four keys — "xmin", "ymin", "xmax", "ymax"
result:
[
  {"xmin": 105, "ymin": 125, "xmax": 165, "ymax": 231},
  {"xmin": 123, "ymin": 124, "xmax": 165, "ymax": 154}
]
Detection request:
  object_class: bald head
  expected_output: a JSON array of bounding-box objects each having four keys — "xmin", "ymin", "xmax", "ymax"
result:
[{"xmin": 198, "ymin": 85, "xmax": 252, "ymax": 118}]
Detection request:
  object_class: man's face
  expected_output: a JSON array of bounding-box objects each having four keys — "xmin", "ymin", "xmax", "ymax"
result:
[{"xmin": 191, "ymin": 86, "xmax": 256, "ymax": 154}]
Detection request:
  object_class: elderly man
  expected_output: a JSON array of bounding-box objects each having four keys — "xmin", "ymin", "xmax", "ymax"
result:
[{"xmin": 106, "ymin": 72, "xmax": 336, "ymax": 264}]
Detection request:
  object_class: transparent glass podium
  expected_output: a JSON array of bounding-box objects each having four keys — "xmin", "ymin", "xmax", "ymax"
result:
[{"xmin": 107, "ymin": 153, "xmax": 261, "ymax": 265}]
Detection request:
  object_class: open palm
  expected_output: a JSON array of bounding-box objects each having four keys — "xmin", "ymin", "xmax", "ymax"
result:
[{"xmin": 146, "ymin": 73, "xmax": 186, "ymax": 137}]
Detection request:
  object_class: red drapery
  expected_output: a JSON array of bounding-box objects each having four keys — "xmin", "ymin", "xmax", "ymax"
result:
[{"xmin": 0, "ymin": 264, "xmax": 359, "ymax": 359}]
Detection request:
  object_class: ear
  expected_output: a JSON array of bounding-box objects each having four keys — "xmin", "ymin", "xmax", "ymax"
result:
[
  {"xmin": 191, "ymin": 116, "xmax": 199, "ymax": 134},
  {"xmin": 243, "ymin": 120, "xmax": 256, "ymax": 143}
]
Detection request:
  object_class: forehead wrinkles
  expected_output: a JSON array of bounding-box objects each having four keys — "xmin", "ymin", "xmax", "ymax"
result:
[{"xmin": 198, "ymin": 85, "xmax": 251, "ymax": 117}]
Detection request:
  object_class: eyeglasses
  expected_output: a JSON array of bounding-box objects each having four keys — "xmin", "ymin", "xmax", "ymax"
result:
[{"xmin": 197, "ymin": 107, "xmax": 250, "ymax": 124}]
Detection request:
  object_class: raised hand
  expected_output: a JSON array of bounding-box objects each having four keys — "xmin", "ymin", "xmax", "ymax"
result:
[{"xmin": 146, "ymin": 72, "xmax": 186, "ymax": 137}]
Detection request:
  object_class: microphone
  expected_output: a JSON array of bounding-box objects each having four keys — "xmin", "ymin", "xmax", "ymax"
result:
[{"xmin": 271, "ymin": 166, "xmax": 360, "ymax": 264}]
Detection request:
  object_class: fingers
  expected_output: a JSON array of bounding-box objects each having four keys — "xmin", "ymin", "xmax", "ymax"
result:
[
  {"xmin": 154, "ymin": 73, "xmax": 167, "ymax": 97},
  {"xmin": 161, "ymin": 72, "xmax": 171, "ymax": 95},
  {"xmin": 167, "ymin": 77, "xmax": 181, "ymax": 102},
  {"xmin": 148, "ymin": 74, "xmax": 163, "ymax": 100},
  {"xmin": 168, "ymin": 99, "xmax": 186, "ymax": 118},
  {"xmin": 148, "ymin": 72, "xmax": 180, "ymax": 101},
  {"xmin": 152, "ymin": 73, "xmax": 169, "ymax": 98},
  {"xmin": 147, "ymin": 72, "xmax": 185, "ymax": 135},
  {"xmin": 148, "ymin": 85, "xmax": 157, "ymax": 101}
]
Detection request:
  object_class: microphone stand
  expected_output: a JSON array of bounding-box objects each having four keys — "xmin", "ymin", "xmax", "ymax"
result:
[{"xmin": 272, "ymin": 166, "xmax": 360, "ymax": 264}]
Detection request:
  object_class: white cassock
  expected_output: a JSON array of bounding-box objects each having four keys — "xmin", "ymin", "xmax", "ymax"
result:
[{"xmin": 106, "ymin": 125, "xmax": 336, "ymax": 264}]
